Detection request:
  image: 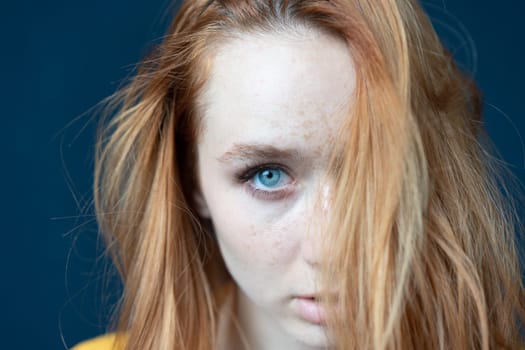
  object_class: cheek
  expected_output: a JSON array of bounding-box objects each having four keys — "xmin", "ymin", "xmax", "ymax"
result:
[
  {"xmin": 213, "ymin": 200, "xmax": 299, "ymax": 270},
  {"xmin": 202, "ymin": 185, "xmax": 302, "ymax": 284},
  {"xmin": 212, "ymin": 208, "xmax": 301, "ymax": 301}
]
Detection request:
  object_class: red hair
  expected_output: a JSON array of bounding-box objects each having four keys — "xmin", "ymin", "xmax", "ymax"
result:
[{"xmin": 94, "ymin": 1, "xmax": 525, "ymax": 348}]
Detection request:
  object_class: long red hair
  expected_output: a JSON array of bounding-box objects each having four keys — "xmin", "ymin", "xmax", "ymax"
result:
[{"xmin": 94, "ymin": 1, "xmax": 525, "ymax": 349}]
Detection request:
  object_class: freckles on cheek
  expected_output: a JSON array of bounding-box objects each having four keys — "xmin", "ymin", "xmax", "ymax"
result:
[
  {"xmin": 202, "ymin": 180, "xmax": 299, "ymax": 270},
  {"xmin": 216, "ymin": 216, "xmax": 269, "ymax": 257},
  {"xmin": 213, "ymin": 208, "xmax": 294, "ymax": 269}
]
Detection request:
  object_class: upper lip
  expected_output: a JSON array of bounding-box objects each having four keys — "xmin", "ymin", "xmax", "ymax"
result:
[
  {"xmin": 296, "ymin": 294, "xmax": 318, "ymax": 299},
  {"xmin": 295, "ymin": 292, "xmax": 337, "ymax": 300}
]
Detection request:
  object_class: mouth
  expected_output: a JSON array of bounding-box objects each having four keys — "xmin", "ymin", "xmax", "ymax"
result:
[
  {"xmin": 296, "ymin": 292, "xmax": 337, "ymax": 302},
  {"xmin": 294, "ymin": 296, "xmax": 327, "ymax": 325}
]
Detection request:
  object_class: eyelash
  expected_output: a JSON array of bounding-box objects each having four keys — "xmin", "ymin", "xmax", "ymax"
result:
[{"xmin": 235, "ymin": 163, "xmax": 295, "ymax": 200}]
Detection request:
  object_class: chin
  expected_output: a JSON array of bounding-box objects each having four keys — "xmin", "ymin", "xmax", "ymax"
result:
[{"xmin": 285, "ymin": 319, "xmax": 335, "ymax": 349}]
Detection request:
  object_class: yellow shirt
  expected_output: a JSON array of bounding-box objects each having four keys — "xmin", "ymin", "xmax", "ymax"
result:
[{"xmin": 72, "ymin": 333, "xmax": 120, "ymax": 350}]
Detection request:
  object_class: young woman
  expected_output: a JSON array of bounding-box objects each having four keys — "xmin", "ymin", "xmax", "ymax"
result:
[{"xmin": 73, "ymin": 0, "xmax": 525, "ymax": 349}]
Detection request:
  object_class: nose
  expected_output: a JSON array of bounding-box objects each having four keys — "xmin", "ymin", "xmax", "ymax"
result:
[{"xmin": 300, "ymin": 183, "xmax": 333, "ymax": 267}]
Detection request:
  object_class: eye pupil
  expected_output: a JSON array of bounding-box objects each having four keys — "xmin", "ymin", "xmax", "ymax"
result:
[{"xmin": 257, "ymin": 168, "xmax": 281, "ymax": 187}]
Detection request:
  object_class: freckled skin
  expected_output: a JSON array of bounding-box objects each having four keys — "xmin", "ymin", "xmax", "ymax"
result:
[{"xmin": 195, "ymin": 28, "xmax": 356, "ymax": 350}]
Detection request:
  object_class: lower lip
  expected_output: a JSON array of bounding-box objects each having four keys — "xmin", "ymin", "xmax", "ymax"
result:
[{"xmin": 294, "ymin": 297, "xmax": 327, "ymax": 325}]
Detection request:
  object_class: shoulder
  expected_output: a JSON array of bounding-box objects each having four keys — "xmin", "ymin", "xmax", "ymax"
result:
[{"xmin": 71, "ymin": 333, "xmax": 122, "ymax": 350}]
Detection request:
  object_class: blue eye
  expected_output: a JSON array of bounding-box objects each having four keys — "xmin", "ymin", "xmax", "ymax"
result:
[
  {"xmin": 236, "ymin": 164, "xmax": 294, "ymax": 200},
  {"xmin": 254, "ymin": 168, "xmax": 284, "ymax": 189}
]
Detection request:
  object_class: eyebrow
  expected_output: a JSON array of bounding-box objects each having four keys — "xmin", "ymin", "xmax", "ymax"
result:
[{"xmin": 217, "ymin": 143, "xmax": 302, "ymax": 163}]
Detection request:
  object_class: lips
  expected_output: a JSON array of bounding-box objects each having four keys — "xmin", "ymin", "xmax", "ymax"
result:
[
  {"xmin": 296, "ymin": 293, "xmax": 319, "ymax": 300},
  {"xmin": 296, "ymin": 292, "xmax": 338, "ymax": 302},
  {"xmin": 294, "ymin": 296, "xmax": 327, "ymax": 325}
]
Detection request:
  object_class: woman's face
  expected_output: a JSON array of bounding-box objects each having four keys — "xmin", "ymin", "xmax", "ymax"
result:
[{"xmin": 195, "ymin": 28, "xmax": 356, "ymax": 349}]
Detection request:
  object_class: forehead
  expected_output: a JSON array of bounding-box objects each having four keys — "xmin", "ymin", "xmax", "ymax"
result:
[{"xmin": 198, "ymin": 28, "xmax": 356, "ymax": 155}]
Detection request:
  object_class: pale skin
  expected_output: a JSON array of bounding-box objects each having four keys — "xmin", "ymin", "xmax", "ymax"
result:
[{"xmin": 194, "ymin": 27, "xmax": 356, "ymax": 350}]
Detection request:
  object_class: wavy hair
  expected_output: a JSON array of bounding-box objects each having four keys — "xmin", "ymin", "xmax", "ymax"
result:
[{"xmin": 94, "ymin": 0, "xmax": 525, "ymax": 349}]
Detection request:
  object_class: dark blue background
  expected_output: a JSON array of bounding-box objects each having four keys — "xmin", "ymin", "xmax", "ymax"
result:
[{"xmin": 2, "ymin": 1, "xmax": 524, "ymax": 348}]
